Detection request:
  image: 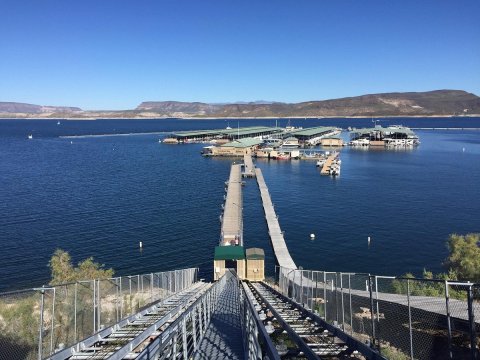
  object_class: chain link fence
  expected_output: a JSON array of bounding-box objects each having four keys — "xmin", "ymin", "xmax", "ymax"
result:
[
  {"xmin": 275, "ymin": 266, "xmax": 479, "ymax": 359},
  {"xmin": 0, "ymin": 268, "xmax": 198, "ymax": 360}
]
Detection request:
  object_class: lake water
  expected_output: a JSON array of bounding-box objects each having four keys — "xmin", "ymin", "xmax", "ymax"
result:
[{"xmin": 1, "ymin": 117, "xmax": 479, "ymax": 291}]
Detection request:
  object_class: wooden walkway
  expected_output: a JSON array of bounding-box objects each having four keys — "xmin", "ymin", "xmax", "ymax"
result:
[
  {"xmin": 194, "ymin": 272, "xmax": 245, "ymax": 360},
  {"xmin": 255, "ymin": 168, "xmax": 297, "ymax": 269},
  {"xmin": 320, "ymin": 152, "xmax": 339, "ymax": 175},
  {"xmin": 221, "ymin": 164, "xmax": 243, "ymax": 246},
  {"xmin": 242, "ymin": 154, "xmax": 256, "ymax": 177}
]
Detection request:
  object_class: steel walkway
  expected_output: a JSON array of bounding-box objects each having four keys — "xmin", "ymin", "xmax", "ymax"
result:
[
  {"xmin": 194, "ymin": 271, "xmax": 244, "ymax": 360},
  {"xmin": 255, "ymin": 167, "xmax": 297, "ymax": 269}
]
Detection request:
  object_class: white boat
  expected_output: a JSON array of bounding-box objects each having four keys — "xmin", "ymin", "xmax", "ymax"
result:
[
  {"xmin": 28, "ymin": 134, "xmax": 33, "ymax": 139},
  {"xmin": 316, "ymin": 159, "xmax": 326, "ymax": 167},
  {"xmin": 349, "ymin": 138, "xmax": 370, "ymax": 146},
  {"xmin": 57, "ymin": 121, "xmax": 61, "ymax": 125}
]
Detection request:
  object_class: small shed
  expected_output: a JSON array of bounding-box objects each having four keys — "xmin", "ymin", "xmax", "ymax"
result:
[
  {"xmin": 321, "ymin": 137, "xmax": 344, "ymax": 147},
  {"xmin": 213, "ymin": 246, "xmax": 246, "ymax": 280},
  {"xmin": 245, "ymin": 248, "xmax": 265, "ymax": 281}
]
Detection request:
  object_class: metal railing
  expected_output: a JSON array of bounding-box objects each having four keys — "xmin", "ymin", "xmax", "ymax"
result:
[
  {"xmin": 240, "ymin": 281, "xmax": 280, "ymax": 360},
  {"xmin": 135, "ymin": 270, "xmax": 228, "ymax": 359},
  {"xmin": 0, "ymin": 268, "xmax": 198, "ymax": 360},
  {"xmin": 274, "ymin": 266, "xmax": 480, "ymax": 360}
]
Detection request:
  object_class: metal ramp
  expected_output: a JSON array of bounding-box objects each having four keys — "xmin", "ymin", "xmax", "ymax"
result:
[{"xmin": 48, "ymin": 282, "xmax": 211, "ymax": 360}]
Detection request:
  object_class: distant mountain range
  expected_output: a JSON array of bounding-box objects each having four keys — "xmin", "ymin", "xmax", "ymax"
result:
[
  {"xmin": 0, "ymin": 102, "xmax": 82, "ymax": 114},
  {"xmin": 1, "ymin": 90, "xmax": 479, "ymax": 118}
]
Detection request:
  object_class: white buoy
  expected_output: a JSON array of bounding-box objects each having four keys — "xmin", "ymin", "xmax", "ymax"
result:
[
  {"xmin": 310, "ymin": 233, "xmax": 315, "ymax": 239},
  {"xmin": 139, "ymin": 241, "xmax": 143, "ymax": 248},
  {"xmin": 368, "ymin": 236, "xmax": 371, "ymax": 245},
  {"xmin": 463, "ymin": 147, "xmax": 465, "ymax": 152}
]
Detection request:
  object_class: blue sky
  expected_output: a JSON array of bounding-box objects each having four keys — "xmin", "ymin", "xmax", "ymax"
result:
[{"xmin": 1, "ymin": 0, "xmax": 479, "ymax": 110}]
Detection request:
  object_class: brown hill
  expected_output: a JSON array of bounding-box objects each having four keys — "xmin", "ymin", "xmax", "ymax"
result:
[{"xmin": 136, "ymin": 90, "xmax": 480, "ymax": 117}]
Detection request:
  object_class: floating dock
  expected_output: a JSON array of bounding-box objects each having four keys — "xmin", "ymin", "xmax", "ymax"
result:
[
  {"xmin": 320, "ymin": 152, "xmax": 339, "ymax": 175},
  {"xmin": 242, "ymin": 154, "xmax": 256, "ymax": 178},
  {"xmin": 255, "ymin": 167, "xmax": 297, "ymax": 269},
  {"xmin": 221, "ymin": 164, "xmax": 243, "ymax": 246}
]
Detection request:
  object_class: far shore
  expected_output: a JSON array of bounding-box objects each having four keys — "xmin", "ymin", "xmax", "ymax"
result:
[{"xmin": 1, "ymin": 114, "xmax": 480, "ymax": 121}]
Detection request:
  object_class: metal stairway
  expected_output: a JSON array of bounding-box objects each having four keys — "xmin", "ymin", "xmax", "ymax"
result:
[{"xmin": 48, "ymin": 281, "xmax": 211, "ymax": 360}]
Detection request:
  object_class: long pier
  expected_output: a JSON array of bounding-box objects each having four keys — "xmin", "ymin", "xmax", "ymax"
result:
[
  {"xmin": 255, "ymin": 166, "xmax": 297, "ymax": 269},
  {"xmin": 242, "ymin": 154, "xmax": 256, "ymax": 178},
  {"xmin": 221, "ymin": 164, "xmax": 243, "ymax": 246}
]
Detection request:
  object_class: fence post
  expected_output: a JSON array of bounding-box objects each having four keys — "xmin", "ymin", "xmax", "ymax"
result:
[
  {"xmin": 74, "ymin": 282, "xmax": 78, "ymax": 342},
  {"xmin": 334, "ymin": 273, "xmax": 339, "ymax": 325},
  {"xmin": 348, "ymin": 274, "xmax": 353, "ymax": 336},
  {"xmin": 324, "ymin": 272, "xmax": 327, "ymax": 321},
  {"xmin": 93, "ymin": 280, "xmax": 96, "ymax": 333},
  {"xmin": 368, "ymin": 275, "xmax": 376, "ymax": 349},
  {"xmin": 150, "ymin": 273, "xmax": 154, "ymax": 303},
  {"xmin": 50, "ymin": 288, "xmax": 55, "ymax": 355},
  {"xmin": 445, "ymin": 281, "xmax": 453, "ymax": 360},
  {"xmin": 407, "ymin": 279, "xmax": 414, "ymax": 360},
  {"xmin": 467, "ymin": 285, "xmax": 478, "ymax": 360},
  {"xmin": 340, "ymin": 273, "xmax": 345, "ymax": 331},
  {"xmin": 97, "ymin": 280, "xmax": 101, "ymax": 331},
  {"xmin": 38, "ymin": 286, "xmax": 45, "ymax": 360}
]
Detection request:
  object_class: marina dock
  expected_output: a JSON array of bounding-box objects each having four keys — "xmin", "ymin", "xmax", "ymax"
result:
[
  {"xmin": 320, "ymin": 152, "xmax": 339, "ymax": 175},
  {"xmin": 221, "ymin": 164, "xmax": 243, "ymax": 246},
  {"xmin": 255, "ymin": 167, "xmax": 297, "ymax": 269},
  {"xmin": 242, "ymin": 154, "xmax": 256, "ymax": 177}
]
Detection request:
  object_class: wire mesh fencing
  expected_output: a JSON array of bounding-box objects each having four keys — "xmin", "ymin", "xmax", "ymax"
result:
[
  {"xmin": 0, "ymin": 289, "xmax": 42, "ymax": 360},
  {"xmin": 275, "ymin": 266, "xmax": 480, "ymax": 359},
  {"xmin": 0, "ymin": 267, "xmax": 198, "ymax": 360}
]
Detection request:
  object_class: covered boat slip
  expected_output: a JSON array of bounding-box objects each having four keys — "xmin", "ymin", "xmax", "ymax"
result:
[
  {"xmin": 172, "ymin": 126, "xmax": 283, "ymax": 141},
  {"xmin": 285, "ymin": 126, "xmax": 341, "ymax": 145},
  {"xmin": 221, "ymin": 164, "xmax": 243, "ymax": 246},
  {"xmin": 350, "ymin": 125, "xmax": 418, "ymax": 140}
]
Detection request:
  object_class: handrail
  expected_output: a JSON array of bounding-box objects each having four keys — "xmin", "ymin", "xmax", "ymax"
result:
[{"xmin": 241, "ymin": 282, "xmax": 280, "ymax": 360}]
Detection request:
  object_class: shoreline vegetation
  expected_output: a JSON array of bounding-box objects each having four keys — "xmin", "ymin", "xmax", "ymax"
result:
[{"xmin": 1, "ymin": 89, "xmax": 480, "ymax": 120}]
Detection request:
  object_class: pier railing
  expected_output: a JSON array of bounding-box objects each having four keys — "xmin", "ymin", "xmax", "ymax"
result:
[
  {"xmin": 0, "ymin": 267, "xmax": 198, "ymax": 360},
  {"xmin": 274, "ymin": 266, "xmax": 480, "ymax": 360}
]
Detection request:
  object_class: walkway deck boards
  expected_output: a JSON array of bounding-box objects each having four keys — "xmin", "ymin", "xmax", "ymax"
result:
[
  {"xmin": 255, "ymin": 168, "xmax": 297, "ymax": 269},
  {"xmin": 195, "ymin": 274, "xmax": 245, "ymax": 360},
  {"xmin": 242, "ymin": 154, "xmax": 255, "ymax": 177},
  {"xmin": 320, "ymin": 152, "xmax": 339, "ymax": 175},
  {"xmin": 222, "ymin": 164, "xmax": 243, "ymax": 245}
]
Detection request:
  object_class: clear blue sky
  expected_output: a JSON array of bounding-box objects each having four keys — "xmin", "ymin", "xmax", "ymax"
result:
[{"xmin": 1, "ymin": 0, "xmax": 479, "ymax": 110}]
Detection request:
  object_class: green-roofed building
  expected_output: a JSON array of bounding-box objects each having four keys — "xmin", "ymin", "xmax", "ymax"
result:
[
  {"xmin": 204, "ymin": 137, "xmax": 263, "ymax": 157},
  {"xmin": 172, "ymin": 126, "xmax": 283, "ymax": 142},
  {"xmin": 214, "ymin": 246, "xmax": 246, "ymax": 280}
]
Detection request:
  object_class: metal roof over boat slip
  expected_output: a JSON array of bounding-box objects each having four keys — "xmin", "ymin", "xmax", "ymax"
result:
[
  {"xmin": 173, "ymin": 126, "xmax": 283, "ymax": 138},
  {"xmin": 350, "ymin": 125, "xmax": 416, "ymax": 135},
  {"xmin": 286, "ymin": 126, "xmax": 339, "ymax": 137},
  {"xmin": 221, "ymin": 138, "xmax": 264, "ymax": 148}
]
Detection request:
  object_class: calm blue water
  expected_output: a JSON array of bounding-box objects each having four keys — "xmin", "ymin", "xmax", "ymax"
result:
[{"xmin": 1, "ymin": 118, "xmax": 479, "ymax": 291}]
